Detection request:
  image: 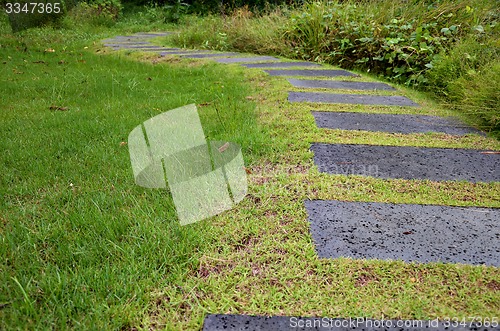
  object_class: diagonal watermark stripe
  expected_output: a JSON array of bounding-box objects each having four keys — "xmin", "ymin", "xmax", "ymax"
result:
[{"xmin": 128, "ymin": 104, "xmax": 247, "ymax": 225}]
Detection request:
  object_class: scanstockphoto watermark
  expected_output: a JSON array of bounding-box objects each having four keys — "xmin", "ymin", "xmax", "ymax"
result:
[
  {"xmin": 290, "ymin": 317, "xmax": 442, "ymax": 329},
  {"xmin": 331, "ymin": 164, "xmax": 379, "ymax": 176}
]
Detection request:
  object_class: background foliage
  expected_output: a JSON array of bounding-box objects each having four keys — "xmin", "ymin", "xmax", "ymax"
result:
[{"xmin": 172, "ymin": 0, "xmax": 500, "ymax": 134}]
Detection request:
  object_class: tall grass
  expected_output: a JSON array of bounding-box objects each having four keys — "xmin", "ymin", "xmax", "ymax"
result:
[
  {"xmin": 0, "ymin": 14, "xmax": 270, "ymax": 328},
  {"xmin": 172, "ymin": 6, "xmax": 288, "ymax": 55}
]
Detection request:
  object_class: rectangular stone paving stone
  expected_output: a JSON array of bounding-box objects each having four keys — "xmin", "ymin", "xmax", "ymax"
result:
[
  {"xmin": 312, "ymin": 111, "xmax": 483, "ymax": 135},
  {"xmin": 305, "ymin": 200, "xmax": 500, "ymax": 266},
  {"xmin": 215, "ymin": 56, "xmax": 280, "ymax": 63},
  {"xmin": 103, "ymin": 42, "xmax": 151, "ymax": 46},
  {"xmin": 112, "ymin": 45, "xmax": 163, "ymax": 49},
  {"xmin": 289, "ymin": 92, "xmax": 419, "ymax": 107},
  {"xmin": 160, "ymin": 50, "xmax": 212, "ymax": 56},
  {"xmin": 241, "ymin": 61, "xmax": 321, "ymax": 68},
  {"xmin": 265, "ymin": 69, "xmax": 356, "ymax": 77},
  {"xmin": 181, "ymin": 52, "xmax": 241, "ymax": 58},
  {"xmin": 126, "ymin": 48, "xmax": 175, "ymax": 52},
  {"xmin": 311, "ymin": 143, "xmax": 500, "ymax": 182},
  {"xmin": 288, "ymin": 78, "xmax": 395, "ymax": 90},
  {"xmin": 203, "ymin": 314, "xmax": 496, "ymax": 330},
  {"xmin": 134, "ymin": 32, "xmax": 172, "ymax": 36}
]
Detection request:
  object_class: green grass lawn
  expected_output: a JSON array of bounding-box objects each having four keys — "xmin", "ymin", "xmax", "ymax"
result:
[{"xmin": 1, "ymin": 15, "xmax": 499, "ymax": 331}]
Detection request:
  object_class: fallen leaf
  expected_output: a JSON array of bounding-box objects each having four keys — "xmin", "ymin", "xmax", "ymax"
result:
[
  {"xmin": 49, "ymin": 105, "xmax": 69, "ymax": 111},
  {"xmin": 243, "ymin": 166, "xmax": 252, "ymax": 174},
  {"xmin": 403, "ymin": 231, "xmax": 413, "ymax": 235},
  {"xmin": 120, "ymin": 141, "xmax": 127, "ymax": 147},
  {"xmin": 218, "ymin": 142, "xmax": 230, "ymax": 153},
  {"xmin": 410, "ymin": 277, "xmax": 416, "ymax": 282},
  {"xmin": 45, "ymin": 48, "xmax": 55, "ymax": 53}
]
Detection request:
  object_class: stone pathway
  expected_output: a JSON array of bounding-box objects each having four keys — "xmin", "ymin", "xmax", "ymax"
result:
[{"xmin": 102, "ymin": 33, "xmax": 499, "ymax": 331}]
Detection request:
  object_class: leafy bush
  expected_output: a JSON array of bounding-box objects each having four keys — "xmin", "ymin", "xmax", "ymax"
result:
[{"xmin": 284, "ymin": 0, "xmax": 498, "ymax": 86}]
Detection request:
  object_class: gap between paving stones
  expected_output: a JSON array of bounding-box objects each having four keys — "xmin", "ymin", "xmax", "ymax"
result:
[
  {"xmin": 241, "ymin": 61, "xmax": 321, "ymax": 68},
  {"xmin": 288, "ymin": 78, "xmax": 396, "ymax": 91},
  {"xmin": 265, "ymin": 69, "xmax": 359, "ymax": 77},
  {"xmin": 289, "ymin": 92, "xmax": 420, "ymax": 107}
]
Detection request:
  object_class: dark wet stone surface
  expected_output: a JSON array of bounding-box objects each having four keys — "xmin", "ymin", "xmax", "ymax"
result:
[
  {"xmin": 159, "ymin": 50, "xmax": 212, "ymax": 56},
  {"xmin": 133, "ymin": 32, "xmax": 172, "ymax": 36},
  {"xmin": 311, "ymin": 143, "xmax": 500, "ymax": 182},
  {"xmin": 241, "ymin": 61, "xmax": 321, "ymax": 68},
  {"xmin": 265, "ymin": 69, "xmax": 356, "ymax": 77},
  {"xmin": 289, "ymin": 92, "xmax": 419, "ymax": 107},
  {"xmin": 111, "ymin": 45, "xmax": 167, "ymax": 49},
  {"xmin": 305, "ymin": 200, "xmax": 500, "ymax": 266},
  {"xmin": 216, "ymin": 56, "xmax": 280, "ymax": 63},
  {"xmin": 124, "ymin": 48, "xmax": 175, "ymax": 52},
  {"xmin": 202, "ymin": 314, "xmax": 498, "ymax": 330},
  {"xmin": 181, "ymin": 52, "xmax": 241, "ymax": 58},
  {"xmin": 288, "ymin": 78, "xmax": 395, "ymax": 91},
  {"xmin": 103, "ymin": 42, "xmax": 151, "ymax": 46},
  {"xmin": 312, "ymin": 111, "xmax": 484, "ymax": 135}
]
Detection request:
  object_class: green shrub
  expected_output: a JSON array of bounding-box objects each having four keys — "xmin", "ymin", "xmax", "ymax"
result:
[{"xmin": 284, "ymin": 0, "xmax": 498, "ymax": 86}]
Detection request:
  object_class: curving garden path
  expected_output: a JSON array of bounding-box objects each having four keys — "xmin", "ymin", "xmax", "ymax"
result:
[{"xmin": 102, "ymin": 32, "xmax": 500, "ymax": 331}]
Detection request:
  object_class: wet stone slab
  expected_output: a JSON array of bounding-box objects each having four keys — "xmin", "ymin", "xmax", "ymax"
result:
[
  {"xmin": 104, "ymin": 36, "xmax": 146, "ymax": 40},
  {"xmin": 289, "ymin": 92, "xmax": 419, "ymax": 107},
  {"xmin": 133, "ymin": 32, "xmax": 172, "ymax": 36},
  {"xmin": 311, "ymin": 143, "xmax": 500, "ymax": 182},
  {"xmin": 124, "ymin": 48, "xmax": 175, "ymax": 52},
  {"xmin": 103, "ymin": 42, "xmax": 151, "ymax": 46},
  {"xmin": 215, "ymin": 56, "xmax": 280, "ymax": 63},
  {"xmin": 305, "ymin": 200, "xmax": 500, "ymax": 266},
  {"xmin": 312, "ymin": 111, "xmax": 484, "ymax": 135},
  {"xmin": 181, "ymin": 52, "xmax": 241, "ymax": 58},
  {"xmin": 288, "ymin": 78, "xmax": 395, "ymax": 91},
  {"xmin": 160, "ymin": 50, "xmax": 212, "ymax": 56},
  {"xmin": 241, "ymin": 61, "xmax": 321, "ymax": 68},
  {"xmin": 265, "ymin": 69, "xmax": 356, "ymax": 77},
  {"xmin": 202, "ymin": 314, "xmax": 497, "ymax": 330},
  {"xmin": 110, "ymin": 45, "xmax": 164, "ymax": 49}
]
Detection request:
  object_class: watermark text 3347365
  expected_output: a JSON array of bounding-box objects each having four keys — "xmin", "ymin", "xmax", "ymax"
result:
[{"xmin": 5, "ymin": 2, "xmax": 61, "ymax": 14}]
